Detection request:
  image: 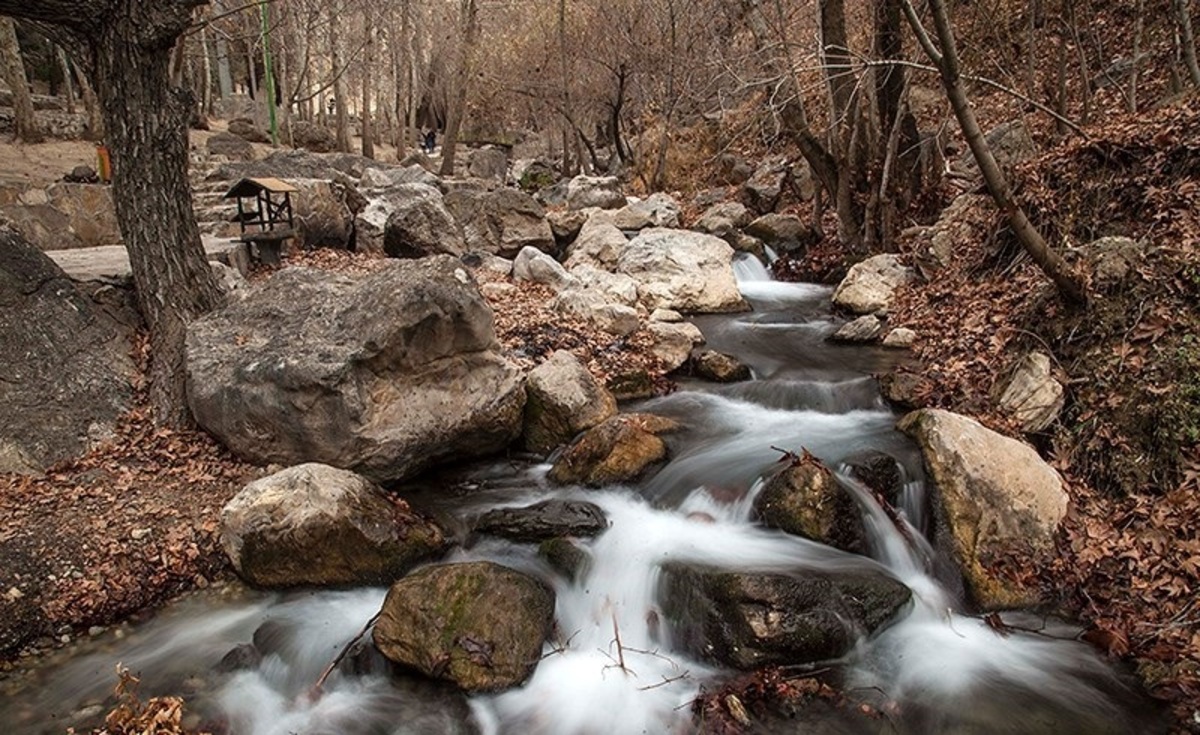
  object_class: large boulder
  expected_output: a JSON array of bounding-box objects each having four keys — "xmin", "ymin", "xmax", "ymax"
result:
[
  {"xmin": 829, "ymin": 314, "xmax": 884, "ymax": 343},
  {"xmin": 206, "ymin": 131, "xmax": 255, "ymax": 161},
  {"xmin": 741, "ymin": 161, "xmax": 786, "ymax": 214},
  {"xmin": 227, "ymin": 117, "xmax": 271, "ymax": 143},
  {"xmin": 382, "ymin": 183, "xmax": 466, "ymax": 258},
  {"xmin": 663, "ymin": 567, "xmax": 911, "ymax": 669},
  {"xmin": 288, "ymin": 178, "xmax": 355, "ymax": 250},
  {"xmin": 220, "ymin": 463, "xmax": 447, "ymax": 587},
  {"xmin": 566, "ymin": 175, "xmax": 626, "ymax": 210},
  {"xmin": 0, "ymin": 203, "xmax": 82, "ymax": 250},
  {"xmin": 186, "ymin": 256, "xmax": 526, "ymax": 482},
  {"xmin": 443, "ymin": 188, "xmax": 555, "ymax": 258},
  {"xmin": 831, "ymin": 254, "xmax": 915, "ymax": 315},
  {"xmin": 288, "ymin": 120, "xmax": 337, "ymax": 153},
  {"xmin": 994, "ymin": 352, "xmax": 1065, "ymax": 433},
  {"xmin": 646, "ymin": 320, "xmax": 705, "ymax": 371},
  {"xmin": 359, "ymin": 164, "xmax": 439, "ymax": 190},
  {"xmin": 897, "ymin": 409, "xmax": 1069, "ymax": 609},
  {"xmin": 474, "ymin": 499, "xmax": 608, "ymax": 542},
  {"xmin": 612, "ymin": 193, "xmax": 681, "ymax": 231},
  {"xmin": 562, "ymin": 215, "xmax": 628, "ymax": 270},
  {"xmin": 45, "ymin": 183, "xmax": 122, "ymax": 248},
  {"xmin": 522, "ymin": 350, "xmax": 618, "ymax": 454},
  {"xmin": 467, "ymin": 146, "xmax": 509, "ymax": 181},
  {"xmin": 547, "ymin": 414, "xmax": 677, "ymax": 487},
  {"xmin": 691, "ymin": 350, "xmax": 751, "ymax": 383},
  {"xmin": 753, "ymin": 453, "xmax": 863, "ymax": 553},
  {"xmin": 616, "ymin": 228, "xmax": 747, "ymax": 313},
  {"xmin": 744, "ymin": 214, "xmax": 816, "ymax": 255},
  {"xmin": 373, "ymin": 561, "xmax": 555, "ymax": 692},
  {"xmin": 693, "ymin": 202, "xmax": 751, "ymax": 239},
  {"xmin": 956, "ymin": 120, "xmax": 1037, "ymax": 178},
  {"xmin": 0, "ymin": 230, "xmax": 134, "ymax": 473}
]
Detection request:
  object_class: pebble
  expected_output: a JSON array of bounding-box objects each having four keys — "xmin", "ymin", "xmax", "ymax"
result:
[
  {"xmin": 131, "ymin": 528, "xmax": 151, "ymax": 540},
  {"xmin": 5, "ymin": 586, "xmax": 23, "ymax": 601},
  {"xmin": 88, "ymin": 626, "xmax": 104, "ymax": 637}
]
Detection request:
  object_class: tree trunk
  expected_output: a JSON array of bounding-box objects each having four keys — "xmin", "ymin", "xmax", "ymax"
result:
[
  {"xmin": 902, "ymin": 0, "xmax": 1087, "ymax": 307},
  {"xmin": 0, "ymin": 17, "xmax": 41, "ymax": 142},
  {"xmin": 329, "ymin": 9, "xmax": 351, "ymax": 152},
  {"xmin": 1179, "ymin": 0, "xmax": 1200, "ymax": 87},
  {"xmin": 361, "ymin": 22, "xmax": 374, "ymax": 159},
  {"xmin": 440, "ymin": 0, "xmax": 479, "ymax": 177},
  {"xmin": 215, "ymin": 35, "xmax": 233, "ymax": 99},
  {"xmin": 57, "ymin": 47, "xmax": 77, "ymax": 114},
  {"xmin": 1129, "ymin": 0, "xmax": 1144, "ymax": 113}
]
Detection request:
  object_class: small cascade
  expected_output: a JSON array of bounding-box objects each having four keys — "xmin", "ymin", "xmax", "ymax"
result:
[{"xmin": 0, "ymin": 255, "xmax": 1160, "ymax": 735}]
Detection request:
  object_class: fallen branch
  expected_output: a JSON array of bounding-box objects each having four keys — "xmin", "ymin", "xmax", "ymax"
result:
[{"xmin": 307, "ymin": 611, "xmax": 382, "ymax": 700}]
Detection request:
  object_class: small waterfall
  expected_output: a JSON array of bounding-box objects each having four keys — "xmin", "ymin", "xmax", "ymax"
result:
[{"xmin": 0, "ymin": 265, "xmax": 1159, "ymax": 735}]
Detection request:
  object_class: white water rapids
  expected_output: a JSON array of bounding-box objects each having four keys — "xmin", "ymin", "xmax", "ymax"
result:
[{"xmin": 0, "ymin": 254, "xmax": 1160, "ymax": 734}]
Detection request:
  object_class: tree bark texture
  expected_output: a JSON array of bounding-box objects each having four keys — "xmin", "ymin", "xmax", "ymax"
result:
[
  {"xmin": 0, "ymin": 17, "xmax": 41, "ymax": 142},
  {"xmin": 902, "ymin": 0, "xmax": 1087, "ymax": 307},
  {"xmin": 330, "ymin": 8, "xmax": 351, "ymax": 152},
  {"xmin": 1178, "ymin": 0, "xmax": 1200, "ymax": 87},
  {"xmin": 439, "ymin": 0, "xmax": 479, "ymax": 177}
]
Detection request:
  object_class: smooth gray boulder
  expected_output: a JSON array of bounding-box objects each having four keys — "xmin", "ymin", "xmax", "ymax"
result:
[
  {"xmin": 444, "ymin": 188, "xmax": 554, "ymax": 258},
  {"xmin": 832, "ymin": 254, "xmax": 915, "ymax": 315},
  {"xmin": 187, "ymin": 256, "xmax": 526, "ymax": 482},
  {"xmin": 566, "ymin": 175, "xmax": 626, "ymax": 210},
  {"xmin": 616, "ymin": 228, "xmax": 747, "ymax": 313},
  {"xmin": 382, "ymin": 183, "xmax": 466, "ymax": 258},
  {"xmin": 220, "ymin": 463, "xmax": 447, "ymax": 587}
]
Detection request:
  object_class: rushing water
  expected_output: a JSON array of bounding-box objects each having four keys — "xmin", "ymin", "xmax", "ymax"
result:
[{"xmin": 0, "ymin": 254, "xmax": 1162, "ymax": 734}]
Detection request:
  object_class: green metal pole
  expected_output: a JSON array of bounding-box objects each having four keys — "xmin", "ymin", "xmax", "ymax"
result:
[{"xmin": 259, "ymin": 0, "xmax": 279, "ymax": 145}]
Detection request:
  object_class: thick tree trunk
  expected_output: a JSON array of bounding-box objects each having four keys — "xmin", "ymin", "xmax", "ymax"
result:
[
  {"xmin": 0, "ymin": 17, "xmax": 41, "ymax": 142},
  {"xmin": 93, "ymin": 7, "xmax": 225, "ymax": 424},
  {"xmin": 902, "ymin": 0, "xmax": 1087, "ymax": 306}
]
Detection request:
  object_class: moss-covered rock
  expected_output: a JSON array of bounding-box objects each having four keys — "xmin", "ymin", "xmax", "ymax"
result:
[{"xmin": 373, "ymin": 561, "xmax": 555, "ymax": 692}]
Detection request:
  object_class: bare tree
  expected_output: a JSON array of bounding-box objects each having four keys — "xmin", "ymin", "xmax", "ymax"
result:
[
  {"xmin": 329, "ymin": 3, "xmax": 351, "ymax": 152},
  {"xmin": 1177, "ymin": 0, "xmax": 1200, "ymax": 87},
  {"xmin": 0, "ymin": 1, "xmax": 224, "ymax": 425},
  {"xmin": 0, "ymin": 17, "xmax": 41, "ymax": 142},
  {"xmin": 440, "ymin": 0, "xmax": 479, "ymax": 177},
  {"xmin": 901, "ymin": 0, "xmax": 1087, "ymax": 306}
]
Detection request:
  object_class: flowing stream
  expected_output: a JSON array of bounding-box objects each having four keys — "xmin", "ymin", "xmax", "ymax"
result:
[{"xmin": 0, "ymin": 255, "xmax": 1162, "ymax": 734}]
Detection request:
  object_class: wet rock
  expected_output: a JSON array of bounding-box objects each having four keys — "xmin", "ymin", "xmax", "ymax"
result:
[
  {"xmin": 753, "ymin": 454, "xmax": 864, "ymax": 553},
  {"xmin": 692, "ymin": 350, "xmax": 751, "ymax": 383},
  {"xmin": 187, "ymin": 256, "xmax": 526, "ymax": 482},
  {"xmin": 898, "ymin": 409, "xmax": 1068, "ymax": 609},
  {"xmin": 830, "ymin": 315, "xmax": 883, "ymax": 343},
  {"xmin": 566, "ymin": 175, "xmax": 626, "ymax": 210},
  {"xmin": 617, "ymin": 228, "xmax": 748, "ymax": 313},
  {"xmin": 844, "ymin": 452, "xmax": 905, "ymax": 505},
  {"xmin": 475, "ymin": 499, "xmax": 608, "ymax": 541},
  {"xmin": 206, "ymin": 131, "xmax": 255, "ymax": 161},
  {"xmin": 879, "ymin": 371, "xmax": 924, "ymax": 409},
  {"xmin": 0, "ymin": 230, "xmax": 134, "ymax": 474},
  {"xmin": 220, "ymin": 463, "xmax": 447, "ymax": 587},
  {"xmin": 607, "ymin": 370, "xmax": 656, "ymax": 401},
  {"xmin": 693, "ymin": 202, "xmax": 751, "ymax": 239},
  {"xmin": 215, "ymin": 643, "xmax": 261, "ymax": 673},
  {"xmin": 548, "ymin": 414, "xmax": 678, "ymax": 487},
  {"xmin": 383, "ymin": 183, "xmax": 466, "ymax": 258},
  {"xmin": 831, "ymin": 254, "xmax": 915, "ymax": 315},
  {"xmin": 663, "ymin": 567, "xmax": 911, "ymax": 669},
  {"xmin": 744, "ymin": 214, "xmax": 816, "ymax": 255},
  {"xmin": 993, "ymin": 352, "xmax": 1064, "ymax": 433},
  {"xmin": 373, "ymin": 561, "xmax": 555, "ymax": 692},
  {"xmin": 538, "ymin": 537, "xmax": 590, "ymax": 581},
  {"xmin": 523, "ymin": 350, "xmax": 618, "ymax": 454}
]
